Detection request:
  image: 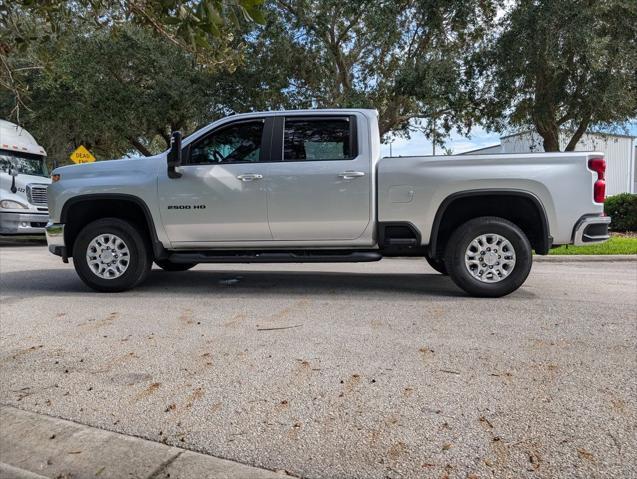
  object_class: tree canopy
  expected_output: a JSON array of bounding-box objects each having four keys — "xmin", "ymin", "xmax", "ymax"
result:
[
  {"xmin": 476, "ymin": 0, "xmax": 637, "ymax": 151},
  {"xmin": 1, "ymin": 0, "xmax": 636, "ymax": 161},
  {"xmin": 1, "ymin": 0, "xmax": 264, "ymax": 123},
  {"xmin": 5, "ymin": 0, "xmax": 264, "ymax": 55},
  {"xmin": 222, "ymin": 0, "xmax": 495, "ymax": 140},
  {"xmin": 22, "ymin": 27, "xmax": 221, "ymax": 160}
]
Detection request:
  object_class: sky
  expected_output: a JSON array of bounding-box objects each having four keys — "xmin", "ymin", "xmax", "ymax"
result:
[{"xmin": 381, "ymin": 121, "xmax": 637, "ymax": 157}]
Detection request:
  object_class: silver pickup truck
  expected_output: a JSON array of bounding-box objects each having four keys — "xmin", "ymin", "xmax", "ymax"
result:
[{"xmin": 45, "ymin": 109, "xmax": 610, "ymax": 297}]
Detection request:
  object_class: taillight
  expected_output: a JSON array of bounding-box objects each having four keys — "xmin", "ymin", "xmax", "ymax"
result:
[
  {"xmin": 588, "ymin": 157, "xmax": 606, "ymax": 203},
  {"xmin": 593, "ymin": 180, "xmax": 605, "ymax": 203}
]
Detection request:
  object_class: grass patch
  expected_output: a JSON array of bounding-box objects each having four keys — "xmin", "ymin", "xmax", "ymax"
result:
[{"xmin": 549, "ymin": 235, "xmax": 637, "ymax": 255}]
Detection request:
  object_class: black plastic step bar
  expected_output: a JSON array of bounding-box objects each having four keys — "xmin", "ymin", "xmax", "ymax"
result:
[
  {"xmin": 167, "ymin": 250, "xmax": 383, "ymax": 264},
  {"xmin": 385, "ymin": 238, "xmax": 418, "ymax": 246}
]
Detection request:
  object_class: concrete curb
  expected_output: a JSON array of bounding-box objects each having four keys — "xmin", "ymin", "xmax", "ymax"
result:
[
  {"xmin": 534, "ymin": 254, "xmax": 637, "ymax": 262},
  {"xmin": 398, "ymin": 254, "xmax": 636, "ymax": 263},
  {"xmin": 0, "ymin": 406, "xmax": 293, "ymax": 479},
  {"xmin": 0, "ymin": 464, "xmax": 48, "ymax": 479}
]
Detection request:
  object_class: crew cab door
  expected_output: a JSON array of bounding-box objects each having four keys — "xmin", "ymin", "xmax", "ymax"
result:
[
  {"xmin": 266, "ymin": 115, "xmax": 371, "ymax": 240},
  {"xmin": 157, "ymin": 118, "xmax": 272, "ymax": 243}
]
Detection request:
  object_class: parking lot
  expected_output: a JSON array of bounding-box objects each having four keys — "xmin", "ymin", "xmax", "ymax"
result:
[{"xmin": 1, "ymin": 245, "xmax": 635, "ymax": 478}]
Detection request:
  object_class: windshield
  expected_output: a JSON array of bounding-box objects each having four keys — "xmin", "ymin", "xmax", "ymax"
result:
[{"xmin": 0, "ymin": 150, "xmax": 48, "ymax": 178}]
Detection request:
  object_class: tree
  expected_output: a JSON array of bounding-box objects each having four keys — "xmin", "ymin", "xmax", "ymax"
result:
[
  {"xmin": 218, "ymin": 0, "xmax": 495, "ymax": 142},
  {"xmin": 4, "ymin": 0, "xmax": 264, "ymax": 56},
  {"xmin": 476, "ymin": 0, "xmax": 637, "ymax": 151},
  {"xmin": 12, "ymin": 26, "xmax": 222, "ymax": 162},
  {"xmin": 0, "ymin": 0, "xmax": 264, "ymax": 121}
]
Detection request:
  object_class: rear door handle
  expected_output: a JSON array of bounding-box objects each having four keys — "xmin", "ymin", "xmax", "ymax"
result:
[
  {"xmin": 338, "ymin": 171, "xmax": 366, "ymax": 179},
  {"xmin": 237, "ymin": 173, "xmax": 263, "ymax": 182}
]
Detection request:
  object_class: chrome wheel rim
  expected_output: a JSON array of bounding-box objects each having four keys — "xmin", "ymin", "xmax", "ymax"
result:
[
  {"xmin": 86, "ymin": 234, "xmax": 130, "ymax": 279},
  {"xmin": 464, "ymin": 233, "xmax": 516, "ymax": 283}
]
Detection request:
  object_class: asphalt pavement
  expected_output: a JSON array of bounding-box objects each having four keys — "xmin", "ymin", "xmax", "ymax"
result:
[{"xmin": 1, "ymin": 245, "xmax": 636, "ymax": 478}]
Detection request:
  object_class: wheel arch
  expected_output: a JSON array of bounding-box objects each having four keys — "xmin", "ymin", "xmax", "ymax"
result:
[
  {"xmin": 61, "ymin": 194, "xmax": 164, "ymax": 259},
  {"xmin": 429, "ymin": 190, "xmax": 551, "ymax": 258}
]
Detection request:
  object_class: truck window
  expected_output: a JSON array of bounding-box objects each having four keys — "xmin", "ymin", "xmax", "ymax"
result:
[
  {"xmin": 0, "ymin": 150, "xmax": 48, "ymax": 177},
  {"xmin": 283, "ymin": 118, "xmax": 355, "ymax": 161},
  {"xmin": 189, "ymin": 120, "xmax": 264, "ymax": 165}
]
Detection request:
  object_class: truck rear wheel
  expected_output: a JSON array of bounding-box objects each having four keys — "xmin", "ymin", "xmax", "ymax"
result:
[
  {"xmin": 444, "ymin": 216, "xmax": 532, "ymax": 297},
  {"xmin": 72, "ymin": 218, "xmax": 152, "ymax": 292},
  {"xmin": 154, "ymin": 260, "xmax": 197, "ymax": 271}
]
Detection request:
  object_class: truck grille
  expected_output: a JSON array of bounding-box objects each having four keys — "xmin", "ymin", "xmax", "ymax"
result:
[{"xmin": 26, "ymin": 184, "xmax": 48, "ymax": 207}]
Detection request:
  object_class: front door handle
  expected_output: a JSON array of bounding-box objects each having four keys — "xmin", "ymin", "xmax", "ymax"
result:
[
  {"xmin": 338, "ymin": 171, "xmax": 366, "ymax": 180},
  {"xmin": 237, "ymin": 173, "xmax": 263, "ymax": 182}
]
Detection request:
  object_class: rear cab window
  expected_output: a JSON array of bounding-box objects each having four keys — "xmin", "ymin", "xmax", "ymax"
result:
[{"xmin": 282, "ymin": 117, "xmax": 357, "ymax": 161}]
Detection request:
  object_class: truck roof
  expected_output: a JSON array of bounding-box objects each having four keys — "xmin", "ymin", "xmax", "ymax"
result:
[
  {"xmin": 0, "ymin": 120, "xmax": 47, "ymax": 157},
  {"xmin": 185, "ymin": 109, "xmax": 379, "ymax": 145},
  {"xmin": 225, "ymin": 108, "xmax": 378, "ymax": 118}
]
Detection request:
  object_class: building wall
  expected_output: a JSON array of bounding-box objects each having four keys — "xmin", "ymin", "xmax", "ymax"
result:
[
  {"xmin": 499, "ymin": 132, "xmax": 635, "ymax": 195},
  {"xmin": 634, "ymin": 146, "xmax": 637, "ymax": 194}
]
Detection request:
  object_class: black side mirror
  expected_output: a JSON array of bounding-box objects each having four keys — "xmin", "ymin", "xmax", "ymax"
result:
[
  {"xmin": 167, "ymin": 131, "xmax": 183, "ymax": 179},
  {"xmin": 10, "ymin": 168, "xmax": 18, "ymax": 193}
]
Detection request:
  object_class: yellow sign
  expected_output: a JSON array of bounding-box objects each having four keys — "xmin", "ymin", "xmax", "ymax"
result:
[{"xmin": 70, "ymin": 145, "xmax": 96, "ymax": 164}]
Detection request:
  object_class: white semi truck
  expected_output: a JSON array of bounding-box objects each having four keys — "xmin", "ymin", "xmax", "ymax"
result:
[{"xmin": 0, "ymin": 120, "xmax": 51, "ymax": 235}]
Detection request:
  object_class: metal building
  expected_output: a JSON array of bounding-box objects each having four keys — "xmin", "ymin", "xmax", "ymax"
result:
[{"xmin": 462, "ymin": 131, "xmax": 636, "ymax": 196}]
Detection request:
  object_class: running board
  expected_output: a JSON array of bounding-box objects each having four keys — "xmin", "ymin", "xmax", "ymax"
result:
[
  {"xmin": 385, "ymin": 238, "xmax": 418, "ymax": 246},
  {"xmin": 167, "ymin": 250, "xmax": 383, "ymax": 264}
]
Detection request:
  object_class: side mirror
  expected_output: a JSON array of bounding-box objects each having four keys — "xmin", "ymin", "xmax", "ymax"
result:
[
  {"xmin": 9, "ymin": 168, "xmax": 18, "ymax": 193},
  {"xmin": 167, "ymin": 131, "xmax": 183, "ymax": 179}
]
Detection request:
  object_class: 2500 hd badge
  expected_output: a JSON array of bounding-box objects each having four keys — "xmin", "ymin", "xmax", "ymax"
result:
[{"xmin": 167, "ymin": 204, "xmax": 206, "ymax": 210}]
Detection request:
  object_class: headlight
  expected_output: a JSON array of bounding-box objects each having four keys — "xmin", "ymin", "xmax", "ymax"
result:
[
  {"xmin": 0, "ymin": 200, "xmax": 28, "ymax": 209},
  {"xmin": 51, "ymin": 174, "xmax": 61, "ymax": 182}
]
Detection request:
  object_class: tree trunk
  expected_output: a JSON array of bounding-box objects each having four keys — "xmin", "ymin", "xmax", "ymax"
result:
[
  {"xmin": 128, "ymin": 137, "xmax": 152, "ymax": 157},
  {"xmin": 535, "ymin": 122, "xmax": 560, "ymax": 152},
  {"xmin": 564, "ymin": 114, "xmax": 591, "ymax": 151},
  {"xmin": 540, "ymin": 130, "xmax": 560, "ymax": 151},
  {"xmin": 533, "ymin": 65, "xmax": 561, "ymax": 151}
]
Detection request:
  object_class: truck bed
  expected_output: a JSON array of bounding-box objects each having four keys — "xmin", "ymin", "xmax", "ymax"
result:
[{"xmin": 377, "ymin": 152, "xmax": 603, "ymax": 245}]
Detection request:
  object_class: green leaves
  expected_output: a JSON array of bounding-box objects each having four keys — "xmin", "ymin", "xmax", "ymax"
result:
[
  {"xmin": 229, "ymin": 0, "xmax": 495, "ymax": 140},
  {"xmin": 6, "ymin": 26, "xmax": 225, "ymax": 161},
  {"xmin": 5, "ymin": 0, "xmax": 633, "ymax": 160},
  {"xmin": 1, "ymin": 0, "xmax": 264, "ymax": 124},
  {"xmin": 476, "ymin": 0, "xmax": 637, "ymax": 151},
  {"xmin": 6, "ymin": 0, "xmax": 265, "ymax": 53}
]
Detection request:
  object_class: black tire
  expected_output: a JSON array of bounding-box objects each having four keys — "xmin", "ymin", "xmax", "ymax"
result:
[
  {"xmin": 444, "ymin": 216, "xmax": 532, "ymax": 298},
  {"xmin": 154, "ymin": 259, "xmax": 196, "ymax": 272},
  {"xmin": 425, "ymin": 254, "xmax": 448, "ymax": 275},
  {"xmin": 72, "ymin": 218, "xmax": 152, "ymax": 292}
]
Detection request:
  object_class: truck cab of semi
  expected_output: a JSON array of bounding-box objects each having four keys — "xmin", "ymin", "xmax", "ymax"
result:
[{"xmin": 0, "ymin": 120, "xmax": 51, "ymax": 235}]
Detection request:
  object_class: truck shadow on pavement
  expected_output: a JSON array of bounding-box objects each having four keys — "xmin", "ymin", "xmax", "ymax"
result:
[
  {"xmin": 0, "ymin": 236, "xmax": 48, "ymax": 247},
  {"xmin": 144, "ymin": 269, "xmax": 470, "ymax": 297},
  {"xmin": 0, "ymin": 268, "xmax": 506, "ymax": 299}
]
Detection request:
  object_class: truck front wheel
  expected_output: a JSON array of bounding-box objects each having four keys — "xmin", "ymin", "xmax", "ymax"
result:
[
  {"xmin": 72, "ymin": 218, "xmax": 152, "ymax": 292},
  {"xmin": 444, "ymin": 216, "xmax": 532, "ymax": 297}
]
